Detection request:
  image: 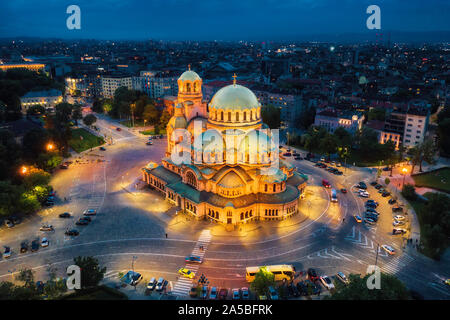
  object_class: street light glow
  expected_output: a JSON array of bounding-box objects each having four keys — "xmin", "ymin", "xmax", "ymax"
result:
[
  {"xmin": 20, "ymin": 166, "xmax": 27, "ymax": 175},
  {"xmin": 402, "ymin": 167, "xmax": 408, "ymax": 174},
  {"xmin": 46, "ymin": 143, "xmax": 54, "ymax": 151}
]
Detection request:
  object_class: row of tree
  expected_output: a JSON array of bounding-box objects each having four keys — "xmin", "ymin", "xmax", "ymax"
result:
[
  {"xmin": 92, "ymin": 87, "xmax": 171, "ymax": 132},
  {"xmin": 0, "ymin": 256, "xmax": 106, "ymax": 300}
]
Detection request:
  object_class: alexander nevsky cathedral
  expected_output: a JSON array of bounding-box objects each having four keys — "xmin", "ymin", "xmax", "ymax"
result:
[{"xmin": 142, "ymin": 68, "xmax": 307, "ymax": 226}]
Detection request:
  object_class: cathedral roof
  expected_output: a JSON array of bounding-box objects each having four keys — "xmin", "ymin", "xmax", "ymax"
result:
[
  {"xmin": 209, "ymin": 84, "xmax": 260, "ymax": 112},
  {"xmin": 178, "ymin": 70, "xmax": 201, "ymax": 82}
]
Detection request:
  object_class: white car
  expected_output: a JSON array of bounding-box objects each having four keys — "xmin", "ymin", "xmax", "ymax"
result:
[
  {"xmin": 393, "ymin": 220, "xmax": 405, "ymax": 227},
  {"xmin": 394, "ymin": 215, "xmax": 405, "ymax": 221},
  {"xmin": 359, "ymin": 191, "xmax": 369, "ymax": 198},
  {"xmin": 41, "ymin": 237, "xmax": 49, "ymax": 247},
  {"xmin": 381, "ymin": 244, "xmax": 396, "ymax": 255},
  {"xmin": 83, "ymin": 209, "xmax": 97, "ymax": 216},
  {"xmin": 320, "ymin": 275, "xmax": 335, "ymax": 290},
  {"xmin": 336, "ymin": 272, "xmax": 349, "ymax": 285}
]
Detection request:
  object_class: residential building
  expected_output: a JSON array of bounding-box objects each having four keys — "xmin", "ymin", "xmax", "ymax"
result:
[
  {"xmin": 313, "ymin": 108, "xmax": 364, "ymax": 133},
  {"xmin": 20, "ymin": 89, "xmax": 63, "ymax": 112},
  {"xmin": 101, "ymin": 75, "xmax": 132, "ymax": 98}
]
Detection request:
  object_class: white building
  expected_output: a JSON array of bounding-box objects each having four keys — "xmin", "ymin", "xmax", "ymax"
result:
[
  {"xmin": 132, "ymin": 71, "xmax": 178, "ymax": 99},
  {"xmin": 20, "ymin": 89, "xmax": 63, "ymax": 112},
  {"xmin": 314, "ymin": 108, "xmax": 364, "ymax": 133},
  {"xmin": 403, "ymin": 112, "xmax": 429, "ymax": 148},
  {"xmin": 101, "ymin": 76, "xmax": 132, "ymax": 98}
]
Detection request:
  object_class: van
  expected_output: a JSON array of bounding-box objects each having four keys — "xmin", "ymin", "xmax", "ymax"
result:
[
  {"xmin": 155, "ymin": 277, "xmax": 165, "ymax": 291},
  {"xmin": 331, "ymin": 189, "xmax": 338, "ymax": 202}
]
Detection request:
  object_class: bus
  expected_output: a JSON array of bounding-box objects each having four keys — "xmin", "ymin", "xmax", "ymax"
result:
[
  {"xmin": 331, "ymin": 189, "xmax": 338, "ymax": 202},
  {"xmin": 245, "ymin": 265, "xmax": 296, "ymax": 282}
]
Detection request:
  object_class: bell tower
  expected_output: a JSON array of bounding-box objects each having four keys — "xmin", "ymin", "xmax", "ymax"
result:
[{"xmin": 177, "ymin": 65, "xmax": 207, "ymax": 121}]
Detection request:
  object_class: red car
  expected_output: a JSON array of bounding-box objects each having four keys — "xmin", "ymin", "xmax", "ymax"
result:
[
  {"xmin": 116, "ymin": 127, "xmax": 122, "ymax": 131},
  {"xmin": 307, "ymin": 268, "xmax": 319, "ymax": 282},
  {"xmin": 322, "ymin": 179, "xmax": 331, "ymax": 188},
  {"xmin": 340, "ymin": 188, "xmax": 347, "ymax": 193}
]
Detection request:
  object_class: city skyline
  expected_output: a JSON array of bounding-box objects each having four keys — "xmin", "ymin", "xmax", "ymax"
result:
[{"xmin": 1, "ymin": 0, "xmax": 450, "ymax": 41}]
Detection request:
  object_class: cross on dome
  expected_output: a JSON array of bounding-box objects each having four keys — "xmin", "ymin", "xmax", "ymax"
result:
[
  {"xmin": 188, "ymin": 64, "xmax": 191, "ymax": 70},
  {"xmin": 232, "ymin": 73, "xmax": 237, "ymax": 86}
]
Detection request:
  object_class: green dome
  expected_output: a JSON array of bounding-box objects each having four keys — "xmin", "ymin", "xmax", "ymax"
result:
[{"xmin": 210, "ymin": 84, "xmax": 260, "ymax": 112}]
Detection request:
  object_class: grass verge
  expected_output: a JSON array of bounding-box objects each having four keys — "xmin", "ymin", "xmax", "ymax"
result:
[
  {"xmin": 412, "ymin": 167, "xmax": 450, "ymax": 193},
  {"xmin": 69, "ymin": 128, "xmax": 105, "ymax": 153}
]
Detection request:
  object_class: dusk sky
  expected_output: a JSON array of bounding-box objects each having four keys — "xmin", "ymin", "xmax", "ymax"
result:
[{"xmin": 0, "ymin": 0, "xmax": 449, "ymax": 40}]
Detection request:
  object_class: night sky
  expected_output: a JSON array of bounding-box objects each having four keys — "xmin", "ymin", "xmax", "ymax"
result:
[{"xmin": 0, "ymin": 0, "xmax": 449, "ymax": 40}]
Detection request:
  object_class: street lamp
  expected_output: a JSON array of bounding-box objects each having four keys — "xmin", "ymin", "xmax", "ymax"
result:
[
  {"xmin": 401, "ymin": 167, "xmax": 408, "ymax": 188},
  {"xmin": 20, "ymin": 166, "xmax": 28, "ymax": 175},
  {"xmin": 46, "ymin": 143, "xmax": 54, "ymax": 151}
]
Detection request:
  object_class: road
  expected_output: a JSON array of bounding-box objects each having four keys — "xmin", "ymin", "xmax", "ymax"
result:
[{"xmin": 0, "ymin": 114, "xmax": 448, "ymax": 300}]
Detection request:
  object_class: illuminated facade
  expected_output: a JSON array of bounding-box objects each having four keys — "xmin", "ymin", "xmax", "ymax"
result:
[
  {"xmin": 20, "ymin": 89, "xmax": 63, "ymax": 111},
  {"xmin": 0, "ymin": 63, "xmax": 45, "ymax": 72},
  {"xmin": 142, "ymin": 68, "xmax": 307, "ymax": 225}
]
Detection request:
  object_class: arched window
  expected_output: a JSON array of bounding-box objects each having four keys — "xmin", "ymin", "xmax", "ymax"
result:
[
  {"xmin": 193, "ymin": 82, "xmax": 197, "ymax": 92},
  {"xmin": 186, "ymin": 82, "xmax": 191, "ymax": 92},
  {"xmin": 236, "ymin": 112, "xmax": 239, "ymax": 122},
  {"xmin": 228, "ymin": 112, "xmax": 231, "ymax": 122},
  {"xmin": 186, "ymin": 171, "xmax": 197, "ymax": 188},
  {"xmin": 243, "ymin": 112, "xmax": 247, "ymax": 121},
  {"xmin": 273, "ymin": 184, "xmax": 276, "ymax": 192},
  {"xmin": 221, "ymin": 112, "xmax": 224, "ymax": 121},
  {"xmin": 265, "ymin": 184, "xmax": 268, "ymax": 192}
]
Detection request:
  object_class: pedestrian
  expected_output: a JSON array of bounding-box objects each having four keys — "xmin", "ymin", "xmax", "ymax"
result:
[
  {"xmin": 342, "ymin": 218, "xmax": 345, "ymax": 222},
  {"xmin": 64, "ymin": 197, "xmax": 67, "ymax": 201},
  {"xmin": 165, "ymin": 233, "xmax": 168, "ymax": 238}
]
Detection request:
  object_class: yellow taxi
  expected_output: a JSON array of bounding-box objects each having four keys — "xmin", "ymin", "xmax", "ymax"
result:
[
  {"xmin": 354, "ymin": 215, "xmax": 362, "ymax": 223},
  {"xmin": 178, "ymin": 268, "xmax": 195, "ymax": 279}
]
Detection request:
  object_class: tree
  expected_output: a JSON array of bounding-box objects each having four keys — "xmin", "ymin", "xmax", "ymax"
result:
[
  {"xmin": 26, "ymin": 104, "xmax": 46, "ymax": 116},
  {"xmin": 250, "ymin": 267, "xmax": 275, "ymax": 296},
  {"xmin": 402, "ymin": 184, "xmax": 417, "ymax": 201},
  {"xmin": 385, "ymin": 177, "xmax": 390, "ymax": 186},
  {"xmin": 22, "ymin": 128, "xmax": 50, "ymax": 160},
  {"xmin": 0, "ymin": 181, "xmax": 22, "ymax": 217},
  {"xmin": 328, "ymin": 272, "xmax": 410, "ymax": 300},
  {"xmin": 83, "ymin": 114, "xmax": 97, "ymax": 126},
  {"xmin": 22, "ymin": 166, "xmax": 51, "ymax": 189},
  {"xmin": 55, "ymin": 103, "xmax": 73, "ymax": 124},
  {"xmin": 159, "ymin": 110, "xmax": 171, "ymax": 129},
  {"xmin": 92, "ymin": 98, "xmax": 104, "ymax": 113},
  {"xmin": 334, "ymin": 127, "xmax": 352, "ymax": 148},
  {"xmin": 295, "ymin": 106, "xmax": 316, "ymax": 129},
  {"xmin": 261, "ymin": 104, "xmax": 281, "ymax": 129},
  {"xmin": 72, "ymin": 104, "xmax": 83, "ymax": 126},
  {"xmin": 142, "ymin": 104, "xmax": 159, "ymax": 125},
  {"xmin": 319, "ymin": 134, "xmax": 338, "ymax": 159},
  {"xmin": 418, "ymin": 138, "xmax": 436, "ymax": 172},
  {"xmin": 73, "ymin": 256, "xmax": 106, "ymax": 289}
]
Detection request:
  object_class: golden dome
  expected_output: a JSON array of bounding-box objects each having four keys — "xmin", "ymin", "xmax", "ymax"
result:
[
  {"xmin": 209, "ymin": 84, "xmax": 260, "ymax": 112},
  {"xmin": 178, "ymin": 70, "xmax": 201, "ymax": 82}
]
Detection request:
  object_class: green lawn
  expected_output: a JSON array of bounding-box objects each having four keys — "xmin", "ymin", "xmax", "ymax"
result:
[
  {"xmin": 139, "ymin": 128, "xmax": 166, "ymax": 135},
  {"xmin": 69, "ymin": 128, "xmax": 105, "ymax": 153},
  {"xmin": 61, "ymin": 286, "xmax": 128, "ymax": 300},
  {"xmin": 412, "ymin": 167, "xmax": 450, "ymax": 193}
]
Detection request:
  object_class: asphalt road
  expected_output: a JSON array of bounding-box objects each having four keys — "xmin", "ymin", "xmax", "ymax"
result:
[{"xmin": 0, "ymin": 115, "xmax": 448, "ymax": 300}]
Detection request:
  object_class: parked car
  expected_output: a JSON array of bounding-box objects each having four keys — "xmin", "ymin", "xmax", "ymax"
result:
[
  {"xmin": 59, "ymin": 163, "xmax": 69, "ymax": 169},
  {"xmin": 189, "ymin": 286, "xmax": 198, "ymax": 297},
  {"xmin": 218, "ymin": 288, "xmax": 228, "ymax": 300},
  {"xmin": 39, "ymin": 224, "xmax": 54, "ymax": 231},
  {"xmin": 365, "ymin": 213, "xmax": 378, "ymax": 222},
  {"xmin": 340, "ymin": 188, "xmax": 347, "ymax": 193},
  {"xmin": 4, "ymin": 219, "xmax": 14, "ymax": 228},
  {"xmin": 242, "ymin": 287, "xmax": 250, "ymax": 299},
  {"xmin": 80, "ymin": 216, "xmax": 91, "ymax": 222},
  {"xmin": 375, "ymin": 184, "xmax": 383, "ymax": 189},
  {"xmin": 155, "ymin": 277, "xmax": 165, "ymax": 291},
  {"xmin": 116, "ymin": 127, "xmax": 121, "ymax": 131},
  {"xmin": 147, "ymin": 277, "xmax": 157, "ymax": 290},
  {"xmin": 10, "ymin": 216, "xmax": 21, "ymax": 224},
  {"xmin": 358, "ymin": 182, "xmax": 367, "ymax": 189},
  {"xmin": 370, "ymin": 181, "xmax": 378, "ymax": 186},
  {"xmin": 201, "ymin": 286, "xmax": 209, "ymax": 299},
  {"xmin": 336, "ymin": 272, "xmax": 349, "ymax": 285},
  {"xmin": 388, "ymin": 198, "xmax": 397, "ymax": 205},
  {"xmin": 99, "ymin": 146, "xmax": 106, "ymax": 151},
  {"xmin": 296, "ymin": 281, "xmax": 308, "ymax": 296},
  {"xmin": 359, "ymin": 190, "xmax": 369, "ymax": 198},
  {"xmin": 31, "ymin": 240, "xmax": 39, "ymax": 252},
  {"xmin": 76, "ymin": 219, "xmax": 89, "ymax": 226},
  {"xmin": 307, "ymin": 268, "xmax": 319, "ymax": 282},
  {"xmin": 393, "ymin": 228, "xmax": 407, "ymax": 235},
  {"xmin": 41, "ymin": 237, "xmax": 49, "ymax": 247},
  {"xmin": 382, "ymin": 191, "xmax": 391, "ymax": 197},
  {"xmin": 209, "ymin": 287, "xmax": 217, "ymax": 300},
  {"xmin": 320, "ymin": 275, "xmax": 335, "ymax": 290},
  {"xmin": 146, "ymin": 141, "xmax": 153, "ymax": 145},
  {"xmin": 83, "ymin": 209, "xmax": 97, "ymax": 216},
  {"xmin": 185, "ymin": 255, "xmax": 202, "ymax": 263},
  {"xmin": 59, "ymin": 212, "xmax": 72, "ymax": 218},
  {"xmin": 392, "ymin": 206, "xmax": 404, "ymax": 213},
  {"xmin": 4, "ymin": 246, "xmax": 11, "ymax": 258},
  {"xmin": 268, "ymin": 286, "xmax": 278, "ymax": 300},
  {"xmin": 287, "ymin": 283, "xmax": 300, "ymax": 297},
  {"xmin": 381, "ymin": 244, "xmax": 396, "ymax": 255},
  {"xmin": 65, "ymin": 229, "xmax": 79, "ymax": 236},
  {"xmin": 20, "ymin": 241, "xmax": 28, "ymax": 253},
  {"xmin": 366, "ymin": 200, "xmax": 379, "ymax": 206},
  {"xmin": 393, "ymin": 220, "xmax": 405, "ymax": 227},
  {"xmin": 394, "ymin": 215, "xmax": 406, "ymax": 221},
  {"xmin": 364, "ymin": 217, "xmax": 376, "ymax": 225},
  {"xmin": 232, "ymin": 288, "xmax": 240, "ymax": 300},
  {"xmin": 178, "ymin": 268, "xmax": 195, "ymax": 279},
  {"xmin": 366, "ymin": 208, "xmax": 379, "ymax": 215}
]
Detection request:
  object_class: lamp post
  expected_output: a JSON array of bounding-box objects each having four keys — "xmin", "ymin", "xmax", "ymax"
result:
[
  {"xmin": 46, "ymin": 143, "xmax": 54, "ymax": 151},
  {"xmin": 401, "ymin": 167, "xmax": 408, "ymax": 188},
  {"xmin": 20, "ymin": 166, "xmax": 28, "ymax": 175}
]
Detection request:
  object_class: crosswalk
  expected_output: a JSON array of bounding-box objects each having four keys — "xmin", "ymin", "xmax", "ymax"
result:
[
  {"xmin": 307, "ymin": 246, "xmax": 354, "ymax": 261},
  {"xmin": 345, "ymin": 226, "xmax": 376, "ymax": 250},
  {"xmin": 381, "ymin": 253, "xmax": 414, "ymax": 274},
  {"xmin": 171, "ymin": 230, "xmax": 212, "ymax": 296}
]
